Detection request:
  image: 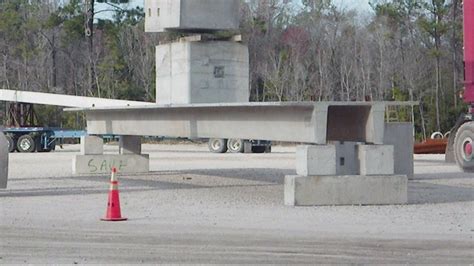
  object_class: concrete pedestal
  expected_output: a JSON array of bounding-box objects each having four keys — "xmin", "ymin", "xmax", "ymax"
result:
[
  {"xmin": 284, "ymin": 175, "xmax": 408, "ymax": 206},
  {"xmin": 357, "ymin": 145, "xmax": 394, "ymax": 175},
  {"xmin": 73, "ymin": 154, "xmax": 150, "ymax": 175},
  {"xmin": 0, "ymin": 132, "xmax": 9, "ymax": 189},
  {"xmin": 120, "ymin": 136, "xmax": 142, "ymax": 155},
  {"xmin": 80, "ymin": 136, "xmax": 104, "ymax": 155},
  {"xmin": 296, "ymin": 145, "xmax": 337, "ymax": 176}
]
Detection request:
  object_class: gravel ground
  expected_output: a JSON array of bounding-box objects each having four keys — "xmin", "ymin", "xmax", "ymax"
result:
[{"xmin": 0, "ymin": 143, "xmax": 473, "ymax": 263}]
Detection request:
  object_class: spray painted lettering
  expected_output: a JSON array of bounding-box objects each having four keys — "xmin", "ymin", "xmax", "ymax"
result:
[{"xmin": 87, "ymin": 158, "xmax": 128, "ymax": 173}]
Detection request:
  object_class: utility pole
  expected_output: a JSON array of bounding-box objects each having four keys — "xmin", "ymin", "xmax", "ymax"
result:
[{"xmin": 85, "ymin": 0, "xmax": 98, "ymax": 97}]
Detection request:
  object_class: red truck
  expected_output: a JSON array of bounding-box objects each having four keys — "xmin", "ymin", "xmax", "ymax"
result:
[{"xmin": 449, "ymin": 1, "xmax": 474, "ymax": 172}]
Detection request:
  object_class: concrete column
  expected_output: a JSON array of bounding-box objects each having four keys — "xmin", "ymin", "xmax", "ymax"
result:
[
  {"xmin": 119, "ymin": 136, "xmax": 142, "ymax": 155},
  {"xmin": 0, "ymin": 132, "xmax": 9, "ymax": 189},
  {"xmin": 80, "ymin": 136, "xmax": 104, "ymax": 155},
  {"xmin": 383, "ymin": 123, "xmax": 414, "ymax": 178},
  {"xmin": 357, "ymin": 144, "xmax": 395, "ymax": 176}
]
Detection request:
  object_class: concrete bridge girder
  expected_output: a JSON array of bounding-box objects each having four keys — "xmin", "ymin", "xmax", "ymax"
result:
[{"xmin": 78, "ymin": 102, "xmax": 387, "ymax": 145}]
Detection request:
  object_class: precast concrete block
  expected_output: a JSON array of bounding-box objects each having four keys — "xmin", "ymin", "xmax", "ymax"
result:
[
  {"xmin": 119, "ymin": 136, "xmax": 142, "ymax": 155},
  {"xmin": 384, "ymin": 123, "xmax": 414, "ymax": 178},
  {"xmin": 358, "ymin": 145, "xmax": 394, "ymax": 176},
  {"xmin": 156, "ymin": 41, "xmax": 250, "ymax": 105},
  {"xmin": 73, "ymin": 154, "xmax": 149, "ymax": 175},
  {"xmin": 0, "ymin": 132, "xmax": 9, "ymax": 189},
  {"xmin": 80, "ymin": 136, "xmax": 103, "ymax": 155},
  {"xmin": 296, "ymin": 145, "xmax": 337, "ymax": 176},
  {"xmin": 284, "ymin": 175, "xmax": 408, "ymax": 206},
  {"xmin": 333, "ymin": 141, "xmax": 360, "ymax": 175},
  {"xmin": 145, "ymin": 0, "xmax": 240, "ymax": 33}
]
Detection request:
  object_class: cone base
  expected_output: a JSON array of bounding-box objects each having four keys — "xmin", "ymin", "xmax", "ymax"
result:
[{"xmin": 101, "ymin": 217, "xmax": 128, "ymax": 222}]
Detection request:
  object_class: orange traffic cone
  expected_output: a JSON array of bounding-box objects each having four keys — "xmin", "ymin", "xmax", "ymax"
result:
[{"xmin": 101, "ymin": 167, "xmax": 127, "ymax": 222}]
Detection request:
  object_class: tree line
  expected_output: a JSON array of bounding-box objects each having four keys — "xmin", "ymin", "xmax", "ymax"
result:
[{"xmin": 0, "ymin": 0, "xmax": 466, "ymax": 139}]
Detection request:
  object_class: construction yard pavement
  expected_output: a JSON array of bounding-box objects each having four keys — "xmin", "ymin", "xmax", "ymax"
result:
[{"xmin": 0, "ymin": 143, "xmax": 473, "ymax": 263}]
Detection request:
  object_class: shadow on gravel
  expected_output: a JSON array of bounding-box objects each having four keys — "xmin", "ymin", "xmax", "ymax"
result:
[
  {"xmin": 0, "ymin": 168, "xmax": 288, "ymax": 198},
  {"xmin": 408, "ymin": 181, "xmax": 474, "ymax": 204},
  {"xmin": 411, "ymin": 172, "xmax": 472, "ymax": 180},
  {"xmin": 181, "ymin": 168, "xmax": 295, "ymax": 184},
  {"xmin": 414, "ymin": 159, "xmax": 453, "ymax": 164}
]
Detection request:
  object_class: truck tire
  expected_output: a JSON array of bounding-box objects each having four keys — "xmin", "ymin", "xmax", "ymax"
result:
[
  {"xmin": 17, "ymin": 134, "xmax": 36, "ymax": 153},
  {"xmin": 5, "ymin": 135, "xmax": 15, "ymax": 153},
  {"xmin": 208, "ymin": 138, "xmax": 228, "ymax": 153},
  {"xmin": 453, "ymin": 121, "xmax": 474, "ymax": 172},
  {"xmin": 227, "ymin": 139, "xmax": 244, "ymax": 153}
]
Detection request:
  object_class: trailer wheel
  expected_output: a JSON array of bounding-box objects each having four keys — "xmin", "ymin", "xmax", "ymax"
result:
[
  {"xmin": 227, "ymin": 139, "xmax": 244, "ymax": 153},
  {"xmin": 208, "ymin": 138, "xmax": 228, "ymax": 153},
  {"xmin": 17, "ymin": 135, "xmax": 35, "ymax": 153},
  {"xmin": 453, "ymin": 122, "xmax": 474, "ymax": 172},
  {"xmin": 5, "ymin": 135, "xmax": 15, "ymax": 153}
]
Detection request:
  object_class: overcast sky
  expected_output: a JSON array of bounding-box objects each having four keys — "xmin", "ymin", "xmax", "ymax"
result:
[
  {"xmin": 333, "ymin": 0, "xmax": 372, "ymax": 11},
  {"xmin": 95, "ymin": 0, "xmax": 373, "ymax": 20}
]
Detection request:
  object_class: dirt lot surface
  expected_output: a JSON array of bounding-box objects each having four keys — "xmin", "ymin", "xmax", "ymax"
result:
[{"xmin": 1, "ymin": 144, "xmax": 473, "ymax": 263}]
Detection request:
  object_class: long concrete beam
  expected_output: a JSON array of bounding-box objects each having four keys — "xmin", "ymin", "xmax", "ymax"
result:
[
  {"xmin": 71, "ymin": 102, "xmax": 403, "ymax": 144},
  {"xmin": 0, "ymin": 89, "xmax": 155, "ymax": 108}
]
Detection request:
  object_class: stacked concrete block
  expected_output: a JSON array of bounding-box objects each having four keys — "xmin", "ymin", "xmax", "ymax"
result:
[
  {"xmin": 156, "ymin": 41, "xmax": 250, "ymax": 104},
  {"xmin": 357, "ymin": 145, "xmax": 395, "ymax": 176},
  {"xmin": 296, "ymin": 145, "xmax": 337, "ymax": 176},
  {"xmin": 334, "ymin": 141, "xmax": 359, "ymax": 175},
  {"xmin": 0, "ymin": 131, "xmax": 9, "ymax": 189},
  {"xmin": 296, "ymin": 142, "xmax": 361, "ymax": 176},
  {"xmin": 286, "ymin": 142, "xmax": 407, "ymax": 206},
  {"xmin": 80, "ymin": 135, "xmax": 104, "ymax": 155},
  {"xmin": 145, "ymin": 0, "xmax": 240, "ymax": 33},
  {"xmin": 74, "ymin": 135, "xmax": 149, "ymax": 175},
  {"xmin": 119, "ymin": 136, "xmax": 142, "ymax": 155}
]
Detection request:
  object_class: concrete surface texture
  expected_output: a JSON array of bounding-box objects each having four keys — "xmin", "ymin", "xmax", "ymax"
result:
[
  {"xmin": 79, "ymin": 102, "xmax": 386, "ymax": 144},
  {"xmin": 156, "ymin": 41, "xmax": 250, "ymax": 104},
  {"xmin": 334, "ymin": 141, "xmax": 360, "ymax": 175},
  {"xmin": 144, "ymin": 0, "xmax": 240, "ymax": 32},
  {"xmin": 1, "ymin": 143, "xmax": 473, "ymax": 263},
  {"xmin": 285, "ymin": 175, "xmax": 408, "ymax": 206},
  {"xmin": 0, "ymin": 132, "xmax": 8, "ymax": 188},
  {"xmin": 80, "ymin": 136, "xmax": 104, "ymax": 155},
  {"xmin": 296, "ymin": 145, "xmax": 337, "ymax": 176},
  {"xmin": 297, "ymin": 142, "xmax": 363, "ymax": 176},
  {"xmin": 73, "ymin": 154, "xmax": 150, "ymax": 175},
  {"xmin": 358, "ymin": 144, "xmax": 395, "ymax": 175},
  {"xmin": 384, "ymin": 122, "xmax": 415, "ymax": 178},
  {"xmin": 0, "ymin": 89, "xmax": 155, "ymax": 108},
  {"xmin": 119, "ymin": 136, "xmax": 142, "ymax": 155}
]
